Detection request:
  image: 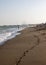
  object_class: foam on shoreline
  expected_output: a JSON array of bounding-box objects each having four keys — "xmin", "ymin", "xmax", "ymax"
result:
[{"xmin": 0, "ymin": 27, "xmax": 25, "ymax": 45}]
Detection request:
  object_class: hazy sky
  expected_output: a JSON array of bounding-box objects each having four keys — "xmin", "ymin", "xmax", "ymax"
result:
[{"xmin": 0, "ymin": 0, "xmax": 46, "ymax": 25}]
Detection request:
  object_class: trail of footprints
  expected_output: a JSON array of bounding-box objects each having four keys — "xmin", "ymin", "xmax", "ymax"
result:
[{"xmin": 15, "ymin": 35, "xmax": 40, "ymax": 65}]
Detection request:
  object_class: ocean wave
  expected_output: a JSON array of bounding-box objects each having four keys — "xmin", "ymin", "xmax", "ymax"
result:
[{"xmin": 0, "ymin": 27, "xmax": 25, "ymax": 45}]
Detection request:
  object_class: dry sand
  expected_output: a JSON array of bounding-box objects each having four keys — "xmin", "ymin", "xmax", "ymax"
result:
[{"xmin": 0, "ymin": 27, "xmax": 46, "ymax": 65}]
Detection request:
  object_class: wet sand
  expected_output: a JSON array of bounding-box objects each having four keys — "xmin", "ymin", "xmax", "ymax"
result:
[{"xmin": 0, "ymin": 27, "xmax": 46, "ymax": 65}]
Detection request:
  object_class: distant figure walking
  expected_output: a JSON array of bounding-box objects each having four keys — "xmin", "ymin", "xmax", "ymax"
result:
[{"xmin": 18, "ymin": 25, "xmax": 19, "ymax": 29}]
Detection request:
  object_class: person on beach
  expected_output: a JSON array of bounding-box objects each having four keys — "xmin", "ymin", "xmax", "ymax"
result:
[{"xmin": 18, "ymin": 25, "xmax": 19, "ymax": 29}]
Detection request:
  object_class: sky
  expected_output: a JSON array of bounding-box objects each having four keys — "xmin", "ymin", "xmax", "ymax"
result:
[{"xmin": 0, "ymin": 0, "xmax": 46, "ymax": 25}]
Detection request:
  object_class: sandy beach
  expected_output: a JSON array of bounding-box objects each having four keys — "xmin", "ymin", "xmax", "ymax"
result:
[{"xmin": 0, "ymin": 27, "xmax": 46, "ymax": 65}]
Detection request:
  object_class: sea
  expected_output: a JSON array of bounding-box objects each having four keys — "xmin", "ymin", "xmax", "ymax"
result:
[{"xmin": 0, "ymin": 25, "xmax": 25, "ymax": 45}]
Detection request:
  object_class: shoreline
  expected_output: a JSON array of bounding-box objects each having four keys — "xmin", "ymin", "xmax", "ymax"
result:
[
  {"xmin": 0, "ymin": 27, "xmax": 46, "ymax": 65},
  {"xmin": 0, "ymin": 27, "xmax": 25, "ymax": 47},
  {"xmin": 0, "ymin": 27, "xmax": 25, "ymax": 46}
]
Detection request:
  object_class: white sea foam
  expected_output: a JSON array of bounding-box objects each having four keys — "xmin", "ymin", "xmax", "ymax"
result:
[{"xmin": 0, "ymin": 27, "xmax": 25, "ymax": 45}]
